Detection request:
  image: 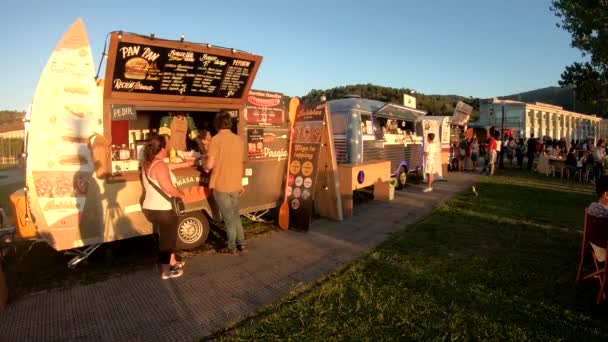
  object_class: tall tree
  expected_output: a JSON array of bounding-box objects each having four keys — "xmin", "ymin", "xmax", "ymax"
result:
[{"xmin": 551, "ymin": 1, "xmax": 608, "ymax": 115}]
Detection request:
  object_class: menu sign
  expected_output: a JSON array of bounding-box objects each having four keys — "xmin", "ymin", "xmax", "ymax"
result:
[
  {"xmin": 452, "ymin": 101, "xmax": 472, "ymax": 126},
  {"xmin": 110, "ymin": 41, "xmax": 256, "ymax": 99},
  {"xmin": 111, "ymin": 104, "xmax": 137, "ymax": 121},
  {"xmin": 246, "ymin": 90, "xmax": 285, "ymax": 125},
  {"xmin": 288, "ymin": 103, "xmax": 326, "ymax": 231}
]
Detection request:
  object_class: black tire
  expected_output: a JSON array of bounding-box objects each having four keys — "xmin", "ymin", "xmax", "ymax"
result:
[
  {"xmin": 176, "ymin": 211, "xmax": 210, "ymax": 250},
  {"xmin": 396, "ymin": 167, "xmax": 407, "ymax": 190}
]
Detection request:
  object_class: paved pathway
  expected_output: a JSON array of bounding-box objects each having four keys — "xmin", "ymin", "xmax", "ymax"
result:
[{"xmin": 0, "ymin": 172, "xmax": 478, "ymax": 341}]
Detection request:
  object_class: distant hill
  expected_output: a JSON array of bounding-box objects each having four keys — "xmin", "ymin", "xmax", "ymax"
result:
[
  {"xmin": 0, "ymin": 110, "xmax": 24, "ymax": 132},
  {"xmin": 301, "ymin": 84, "xmax": 480, "ymax": 118},
  {"xmin": 499, "ymin": 86, "xmax": 604, "ymax": 117}
]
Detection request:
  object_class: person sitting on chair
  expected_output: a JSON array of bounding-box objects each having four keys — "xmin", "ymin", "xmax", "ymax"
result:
[
  {"xmin": 588, "ymin": 176, "xmax": 608, "ymax": 259},
  {"xmin": 589, "ymin": 176, "xmax": 608, "ymax": 218}
]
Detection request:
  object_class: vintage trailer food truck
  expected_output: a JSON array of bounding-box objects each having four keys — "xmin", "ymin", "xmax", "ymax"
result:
[
  {"xmin": 327, "ymin": 96, "xmax": 426, "ymax": 188},
  {"xmin": 10, "ymin": 19, "xmax": 290, "ymax": 266}
]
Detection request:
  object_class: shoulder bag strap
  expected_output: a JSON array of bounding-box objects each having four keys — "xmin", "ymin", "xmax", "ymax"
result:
[{"xmin": 143, "ymin": 161, "xmax": 171, "ymax": 201}]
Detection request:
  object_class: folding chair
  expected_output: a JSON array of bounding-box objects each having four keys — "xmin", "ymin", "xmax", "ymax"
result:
[{"xmin": 576, "ymin": 209, "xmax": 608, "ymax": 304}]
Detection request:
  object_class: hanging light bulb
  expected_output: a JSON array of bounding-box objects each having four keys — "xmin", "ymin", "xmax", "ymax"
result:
[
  {"xmin": 150, "ymin": 32, "xmax": 155, "ymax": 40},
  {"xmin": 117, "ymin": 30, "xmax": 123, "ymax": 40},
  {"xmin": 180, "ymin": 34, "xmax": 185, "ymax": 42}
]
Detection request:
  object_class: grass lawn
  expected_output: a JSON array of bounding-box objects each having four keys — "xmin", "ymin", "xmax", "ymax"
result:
[{"xmin": 219, "ymin": 170, "xmax": 608, "ymax": 341}]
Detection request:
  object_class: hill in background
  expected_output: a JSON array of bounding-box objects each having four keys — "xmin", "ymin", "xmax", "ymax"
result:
[
  {"xmin": 301, "ymin": 84, "xmax": 480, "ymax": 118},
  {"xmin": 0, "ymin": 110, "xmax": 24, "ymax": 133},
  {"xmin": 499, "ymin": 86, "xmax": 604, "ymax": 117}
]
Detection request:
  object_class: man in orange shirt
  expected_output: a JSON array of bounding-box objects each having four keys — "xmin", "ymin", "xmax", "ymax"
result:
[{"xmin": 204, "ymin": 112, "xmax": 246, "ymax": 254}]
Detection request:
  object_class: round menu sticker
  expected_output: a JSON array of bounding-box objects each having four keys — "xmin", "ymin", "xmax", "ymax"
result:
[
  {"xmin": 303, "ymin": 177, "xmax": 312, "ymax": 188},
  {"xmin": 291, "ymin": 199, "xmax": 300, "ymax": 210},
  {"xmin": 295, "ymin": 176, "xmax": 303, "ymax": 187},
  {"xmin": 286, "ymin": 186, "xmax": 292, "ymax": 197},
  {"xmin": 293, "ymin": 187, "xmax": 302, "ymax": 198},
  {"xmin": 301, "ymin": 161, "xmax": 314, "ymax": 176},
  {"xmin": 289, "ymin": 160, "xmax": 301, "ymax": 175},
  {"xmin": 288, "ymin": 175, "xmax": 294, "ymax": 186}
]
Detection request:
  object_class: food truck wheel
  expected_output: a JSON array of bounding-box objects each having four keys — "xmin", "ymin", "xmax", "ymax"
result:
[
  {"xmin": 396, "ymin": 167, "xmax": 407, "ymax": 189},
  {"xmin": 176, "ymin": 211, "xmax": 210, "ymax": 249}
]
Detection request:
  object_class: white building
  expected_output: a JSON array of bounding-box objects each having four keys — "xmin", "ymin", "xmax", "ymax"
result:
[
  {"xmin": 600, "ymin": 118, "xmax": 608, "ymax": 142},
  {"xmin": 478, "ymin": 99, "xmax": 602, "ymax": 142},
  {"xmin": 0, "ymin": 123, "xmax": 24, "ymax": 139}
]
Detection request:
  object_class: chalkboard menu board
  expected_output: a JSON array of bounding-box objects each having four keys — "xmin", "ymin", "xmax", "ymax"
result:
[{"xmin": 110, "ymin": 41, "xmax": 256, "ymax": 99}]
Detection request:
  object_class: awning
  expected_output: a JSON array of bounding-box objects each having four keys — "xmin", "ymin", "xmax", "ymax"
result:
[{"xmin": 374, "ymin": 103, "xmax": 426, "ymax": 121}]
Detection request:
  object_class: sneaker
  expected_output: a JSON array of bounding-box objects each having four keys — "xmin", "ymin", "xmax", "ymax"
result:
[
  {"xmin": 161, "ymin": 269, "xmax": 183, "ymax": 280},
  {"xmin": 170, "ymin": 260, "xmax": 185, "ymax": 271},
  {"xmin": 422, "ymin": 187, "xmax": 433, "ymax": 193},
  {"xmin": 237, "ymin": 245, "xmax": 248, "ymax": 253},
  {"xmin": 219, "ymin": 248, "xmax": 237, "ymax": 255}
]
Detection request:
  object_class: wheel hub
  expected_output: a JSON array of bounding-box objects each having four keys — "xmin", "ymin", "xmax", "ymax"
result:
[{"xmin": 179, "ymin": 217, "xmax": 203, "ymax": 244}]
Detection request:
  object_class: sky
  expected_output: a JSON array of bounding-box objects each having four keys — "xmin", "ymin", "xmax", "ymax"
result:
[{"xmin": 0, "ymin": 0, "xmax": 583, "ymax": 110}]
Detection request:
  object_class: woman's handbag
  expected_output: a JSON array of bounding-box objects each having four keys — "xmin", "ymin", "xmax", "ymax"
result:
[{"xmin": 143, "ymin": 169, "xmax": 185, "ymax": 216}]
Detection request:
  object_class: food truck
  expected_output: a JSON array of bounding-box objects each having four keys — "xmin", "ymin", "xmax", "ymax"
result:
[
  {"xmin": 9, "ymin": 19, "xmax": 290, "ymax": 267},
  {"xmin": 327, "ymin": 96, "xmax": 426, "ymax": 188}
]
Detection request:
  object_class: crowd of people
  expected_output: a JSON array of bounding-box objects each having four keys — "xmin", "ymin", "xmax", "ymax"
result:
[{"xmin": 450, "ymin": 132, "xmax": 608, "ymax": 181}]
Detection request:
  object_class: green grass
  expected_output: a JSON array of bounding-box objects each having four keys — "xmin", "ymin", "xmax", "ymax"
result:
[{"xmin": 219, "ymin": 171, "xmax": 607, "ymax": 341}]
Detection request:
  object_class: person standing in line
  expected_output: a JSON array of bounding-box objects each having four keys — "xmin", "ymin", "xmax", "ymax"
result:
[
  {"xmin": 204, "ymin": 112, "xmax": 247, "ymax": 254},
  {"xmin": 471, "ymin": 137, "xmax": 479, "ymax": 171},
  {"xmin": 142, "ymin": 135, "xmax": 190, "ymax": 280},
  {"xmin": 423, "ymin": 133, "xmax": 437, "ymax": 192},
  {"xmin": 488, "ymin": 132, "xmax": 498, "ymax": 176},
  {"xmin": 526, "ymin": 133, "xmax": 537, "ymax": 171},
  {"xmin": 516, "ymin": 138, "xmax": 525, "ymax": 169},
  {"xmin": 507, "ymin": 136, "xmax": 516, "ymax": 167}
]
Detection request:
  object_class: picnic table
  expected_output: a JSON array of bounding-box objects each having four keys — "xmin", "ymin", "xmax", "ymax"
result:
[{"xmin": 548, "ymin": 157, "xmax": 566, "ymax": 178}]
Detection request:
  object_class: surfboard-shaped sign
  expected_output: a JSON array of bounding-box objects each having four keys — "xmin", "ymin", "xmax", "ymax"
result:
[{"xmin": 25, "ymin": 18, "xmax": 103, "ymax": 250}]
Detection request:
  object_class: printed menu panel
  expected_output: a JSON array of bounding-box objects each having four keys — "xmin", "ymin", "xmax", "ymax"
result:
[
  {"xmin": 288, "ymin": 103, "xmax": 326, "ymax": 231},
  {"xmin": 245, "ymin": 90, "xmax": 286, "ymax": 125},
  {"xmin": 111, "ymin": 42, "xmax": 256, "ymax": 99}
]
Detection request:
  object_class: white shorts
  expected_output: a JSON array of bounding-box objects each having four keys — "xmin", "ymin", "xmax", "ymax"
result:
[{"xmin": 424, "ymin": 160, "xmax": 434, "ymax": 174}]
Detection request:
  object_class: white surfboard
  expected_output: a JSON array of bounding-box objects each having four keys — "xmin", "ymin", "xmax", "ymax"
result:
[{"xmin": 26, "ymin": 18, "xmax": 103, "ymax": 250}]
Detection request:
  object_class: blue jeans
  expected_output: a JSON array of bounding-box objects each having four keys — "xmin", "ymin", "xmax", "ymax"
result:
[{"xmin": 214, "ymin": 191, "xmax": 244, "ymax": 251}]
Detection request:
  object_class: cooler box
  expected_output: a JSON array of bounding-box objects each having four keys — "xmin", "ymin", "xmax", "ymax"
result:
[{"xmin": 9, "ymin": 189, "xmax": 37, "ymax": 239}]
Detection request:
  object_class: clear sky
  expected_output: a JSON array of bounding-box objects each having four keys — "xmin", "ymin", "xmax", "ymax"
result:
[{"xmin": 0, "ymin": 0, "xmax": 582, "ymax": 110}]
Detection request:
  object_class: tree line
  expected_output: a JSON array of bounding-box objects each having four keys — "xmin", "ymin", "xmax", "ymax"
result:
[{"xmin": 300, "ymin": 84, "xmax": 480, "ymax": 119}]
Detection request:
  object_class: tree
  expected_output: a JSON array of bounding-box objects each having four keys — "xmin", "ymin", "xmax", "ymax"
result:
[{"xmin": 551, "ymin": 1, "xmax": 608, "ymax": 115}]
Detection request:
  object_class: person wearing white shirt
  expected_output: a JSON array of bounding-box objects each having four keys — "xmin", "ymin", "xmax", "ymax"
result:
[{"xmin": 423, "ymin": 133, "xmax": 437, "ymax": 192}]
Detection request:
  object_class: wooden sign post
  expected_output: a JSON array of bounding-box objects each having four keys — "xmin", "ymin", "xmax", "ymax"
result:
[
  {"xmin": 313, "ymin": 103, "xmax": 342, "ymax": 221},
  {"xmin": 286, "ymin": 101, "xmax": 342, "ymax": 230}
]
